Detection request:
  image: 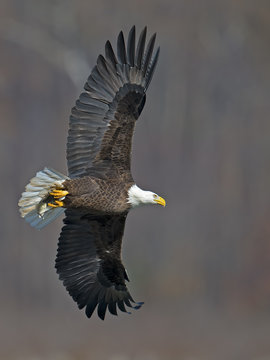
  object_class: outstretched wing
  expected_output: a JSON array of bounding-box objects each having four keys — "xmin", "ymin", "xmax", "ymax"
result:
[
  {"xmin": 55, "ymin": 209, "xmax": 143, "ymax": 320},
  {"xmin": 67, "ymin": 26, "xmax": 160, "ymax": 178}
]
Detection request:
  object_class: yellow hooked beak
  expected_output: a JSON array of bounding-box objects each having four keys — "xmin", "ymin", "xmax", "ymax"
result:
[{"xmin": 154, "ymin": 196, "xmax": 166, "ymax": 207}]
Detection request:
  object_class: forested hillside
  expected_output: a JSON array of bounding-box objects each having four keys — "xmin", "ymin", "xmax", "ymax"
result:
[{"xmin": 1, "ymin": 1, "xmax": 270, "ymax": 359}]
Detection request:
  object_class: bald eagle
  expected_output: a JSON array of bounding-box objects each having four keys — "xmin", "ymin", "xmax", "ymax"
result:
[{"xmin": 18, "ymin": 26, "xmax": 165, "ymax": 320}]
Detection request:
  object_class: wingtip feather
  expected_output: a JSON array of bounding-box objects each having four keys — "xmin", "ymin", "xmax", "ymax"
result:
[
  {"xmin": 117, "ymin": 30, "xmax": 127, "ymax": 64},
  {"xmin": 135, "ymin": 26, "xmax": 147, "ymax": 69},
  {"xmin": 127, "ymin": 25, "xmax": 136, "ymax": 66},
  {"xmin": 142, "ymin": 32, "xmax": 156, "ymax": 76}
]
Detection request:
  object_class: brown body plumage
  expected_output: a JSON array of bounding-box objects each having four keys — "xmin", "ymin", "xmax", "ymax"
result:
[
  {"xmin": 63, "ymin": 176, "xmax": 134, "ymax": 214},
  {"xmin": 18, "ymin": 26, "xmax": 165, "ymax": 320}
]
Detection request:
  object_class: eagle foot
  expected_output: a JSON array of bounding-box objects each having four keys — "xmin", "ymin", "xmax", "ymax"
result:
[
  {"xmin": 48, "ymin": 200, "xmax": 64, "ymax": 208},
  {"xmin": 49, "ymin": 189, "xmax": 69, "ymax": 199},
  {"xmin": 47, "ymin": 189, "xmax": 68, "ymax": 208}
]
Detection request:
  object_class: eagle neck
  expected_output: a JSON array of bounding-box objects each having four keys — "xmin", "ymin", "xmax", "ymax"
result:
[{"xmin": 127, "ymin": 184, "xmax": 152, "ymax": 208}]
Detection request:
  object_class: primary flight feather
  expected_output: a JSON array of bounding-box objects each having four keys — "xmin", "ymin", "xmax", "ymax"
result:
[{"xmin": 18, "ymin": 26, "xmax": 165, "ymax": 320}]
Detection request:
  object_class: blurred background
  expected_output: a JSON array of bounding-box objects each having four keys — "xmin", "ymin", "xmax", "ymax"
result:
[{"xmin": 1, "ymin": 0, "xmax": 270, "ymax": 359}]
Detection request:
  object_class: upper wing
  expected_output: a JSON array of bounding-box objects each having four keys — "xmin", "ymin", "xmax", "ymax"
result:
[
  {"xmin": 67, "ymin": 26, "xmax": 160, "ymax": 178},
  {"xmin": 55, "ymin": 209, "xmax": 143, "ymax": 320}
]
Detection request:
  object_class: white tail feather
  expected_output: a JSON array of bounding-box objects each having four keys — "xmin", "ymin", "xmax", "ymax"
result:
[{"xmin": 18, "ymin": 167, "xmax": 69, "ymax": 230}]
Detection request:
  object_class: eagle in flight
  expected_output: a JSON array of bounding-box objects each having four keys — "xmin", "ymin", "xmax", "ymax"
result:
[{"xmin": 18, "ymin": 26, "xmax": 165, "ymax": 320}]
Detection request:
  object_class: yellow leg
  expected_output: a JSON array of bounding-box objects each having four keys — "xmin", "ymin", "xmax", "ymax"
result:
[
  {"xmin": 48, "ymin": 200, "xmax": 64, "ymax": 208},
  {"xmin": 48, "ymin": 189, "xmax": 68, "ymax": 208},
  {"xmin": 48, "ymin": 202, "xmax": 58, "ymax": 208},
  {"xmin": 49, "ymin": 189, "xmax": 69, "ymax": 199}
]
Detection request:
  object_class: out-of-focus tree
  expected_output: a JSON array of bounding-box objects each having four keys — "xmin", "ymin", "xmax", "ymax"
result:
[{"xmin": 1, "ymin": 1, "xmax": 270, "ymax": 359}]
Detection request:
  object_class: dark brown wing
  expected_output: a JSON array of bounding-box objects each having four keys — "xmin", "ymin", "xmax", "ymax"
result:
[
  {"xmin": 67, "ymin": 26, "xmax": 160, "ymax": 178},
  {"xmin": 55, "ymin": 209, "xmax": 143, "ymax": 320}
]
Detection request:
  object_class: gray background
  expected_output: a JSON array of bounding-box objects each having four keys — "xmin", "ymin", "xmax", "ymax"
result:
[{"xmin": 1, "ymin": 0, "xmax": 270, "ymax": 359}]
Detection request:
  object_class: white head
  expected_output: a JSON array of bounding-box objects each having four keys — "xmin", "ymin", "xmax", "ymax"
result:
[{"xmin": 127, "ymin": 184, "xmax": 166, "ymax": 208}]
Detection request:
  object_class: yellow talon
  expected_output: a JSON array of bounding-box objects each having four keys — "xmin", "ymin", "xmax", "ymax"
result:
[
  {"xmin": 48, "ymin": 200, "xmax": 64, "ymax": 208},
  {"xmin": 48, "ymin": 188, "xmax": 67, "ymax": 208},
  {"xmin": 48, "ymin": 202, "xmax": 58, "ymax": 208},
  {"xmin": 49, "ymin": 189, "xmax": 69, "ymax": 199}
]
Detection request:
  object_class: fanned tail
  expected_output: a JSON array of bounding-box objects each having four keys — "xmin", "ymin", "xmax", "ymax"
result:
[{"xmin": 18, "ymin": 167, "xmax": 69, "ymax": 230}]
